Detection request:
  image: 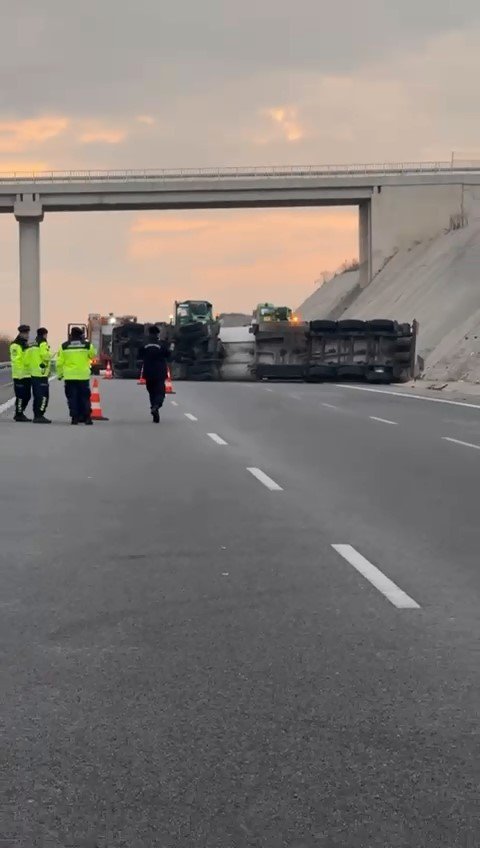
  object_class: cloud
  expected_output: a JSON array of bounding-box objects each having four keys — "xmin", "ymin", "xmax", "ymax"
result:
[
  {"xmin": 0, "ymin": 159, "xmax": 50, "ymax": 173},
  {"xmin": 263, "ymin": 107, "xmax": 305, "ymax": 142},
  {"xmin": 127, "ymin": 209, "xmax": 357, "ymax": 267},
  {"xmin": 78, "ymin": 125, "xmax": 127, "ymax": 144},
  {"xmin": 0, "ymin": 117, "xmax": 68, "ymax": 153},
  {"xmin": 2, "ymin": 1, "xmax": 479, "ymax": 118},
  {"xmin": 136, "ymin": 115, "xmax": 155, "ymax": 126},
  {"xmin": 131, "ymin": 218, "xmax": 210, "ymax": 235}
]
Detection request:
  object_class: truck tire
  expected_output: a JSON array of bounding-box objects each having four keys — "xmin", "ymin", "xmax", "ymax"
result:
[
  {"xmin": 309, "ymin": 320, "xmax": 337, "ymax": 333},
  {"xmin": 337, "ymin": 319, "xmax": 367, "ymax": 333},
  {"xmin": 367, "ymin": 319, "xmax": 397, "ymax": 334},
  {"xmin": 394, "ymin": 338, "xmax": 413, "ymax": 351}
]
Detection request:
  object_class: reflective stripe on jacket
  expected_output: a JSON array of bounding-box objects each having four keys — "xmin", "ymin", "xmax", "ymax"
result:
[
  {"xmin": 10, "ymin": 337, "xmax": 30, "ymax": 379},
  {"xmin": 56, "ymin": 340, "xmax": 96, "ymax": 381},
  {"xmin": 29, "ymin": 339, "xmax": 52, "ymax": 378}
]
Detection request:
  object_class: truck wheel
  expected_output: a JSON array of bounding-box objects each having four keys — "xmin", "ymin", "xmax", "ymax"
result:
[
  {"xmin": 309, "ymin": 320, "xmax": 337, "ymax": 333},
  {"xmin": 337, "ymin": 319, "xmax": 367, "ymax": 332},
  {"xmin": 367, "ymin": 319, "xmax": 397, "ymax": 334}
]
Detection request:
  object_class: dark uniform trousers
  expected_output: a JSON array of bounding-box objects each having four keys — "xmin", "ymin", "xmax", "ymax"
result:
[
  {"xmin": 65, "ymin": 380, "xmax": 91, "ymax": 420},
  {"xmin": 31, "ymin": 377, "xmax": 49, "ymax": 418},
  {"xmin": 13, "ymin": 378, "xmax": 32, "ymax": 416},
  {"xmin": 145, "ymin": 377, "xmax": 166, "ymax": 411}
]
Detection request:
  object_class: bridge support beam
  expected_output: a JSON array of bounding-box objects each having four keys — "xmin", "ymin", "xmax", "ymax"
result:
[
  {"xmin": 358, "ymin": 201, "xmax": 372, "ymax": 288},
  {"xmin": 14, "ymin": 196, "xmax": 43, "ymax": 331}
]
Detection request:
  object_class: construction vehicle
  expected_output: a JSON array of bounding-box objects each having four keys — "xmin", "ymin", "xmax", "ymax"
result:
[
  {"xmin": 250, "ymin": 304, "xmax": 306, "ymax": 380},
  {"xmin": 169, "ymin": 300, "xmax": 224, "ymax": 380},
  {"xmin": 252, "ymin": 303, "xmax": 300, "ymax": 326},
  {"xmin": 304, "ymin": 318, "xmax": 418, "ymax": 383}
]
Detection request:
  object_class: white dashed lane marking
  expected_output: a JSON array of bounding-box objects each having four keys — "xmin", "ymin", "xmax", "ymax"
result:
[
  {"xmin": 332, "ymin": 544, "xmax": 420, "ymax": 610},
  {"xmin": 207, "ymin": 433, "xmax": 228, "ymax": 445},
  {"xmin": 247, "ymin": 467, "xmax": 283, "ymax": 492},
  {"xmin": 184, "ymin": 413, "xmax": 198, "ymax": 422},
  {"xmin": 370, "ymin": 415, "xmax": 398, "ymax": 426}
]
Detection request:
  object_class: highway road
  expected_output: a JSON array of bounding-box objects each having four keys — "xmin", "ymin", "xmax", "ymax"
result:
[{"xmin": 2, "ymin": 379, "xmax": 480, "ymax": 847}]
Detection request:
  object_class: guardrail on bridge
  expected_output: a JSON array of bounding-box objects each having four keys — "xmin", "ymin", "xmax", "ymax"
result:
[{"xmin": 0, "ymin": 160, "xmax": 480, "ymax": 184}]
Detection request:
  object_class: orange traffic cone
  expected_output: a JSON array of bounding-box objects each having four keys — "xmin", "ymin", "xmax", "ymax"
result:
[
  {"xmin": 104, "ymin": 360, "xmax": 113, "ymax": 380},
  {"xmin": 165, "ymin": 366, "xmax": 176, "ymax": 394},
  {"xmin": 137, "ymin": 367, "xmax": 146, "ymax": 386},
  {"xmin": 90, "ymin": 378, "xmax": 109, "ymax": 421}
]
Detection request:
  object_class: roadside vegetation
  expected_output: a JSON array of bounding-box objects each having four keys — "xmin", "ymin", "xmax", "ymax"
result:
[{"xmin": 0, "ymin": 334, "xmax": 11, "ymax": 360}]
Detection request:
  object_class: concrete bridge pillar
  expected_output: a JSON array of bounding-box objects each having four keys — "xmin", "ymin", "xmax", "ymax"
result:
[
  {"xmin": 14, "ymin": 196, "xmax": 43, "ymax": 331},
  {"xmin": 358, "ymin": 201, "xmax": 372, "ymax": 288}
]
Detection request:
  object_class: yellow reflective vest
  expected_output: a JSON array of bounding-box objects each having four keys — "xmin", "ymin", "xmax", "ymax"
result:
[
  {"xmin": 56, "ymin": 340, "xmax": 96, "ymax": 380},
  {"xmin": 10, "ymin": 337, "xmax": 31, "ymax": 379},
  {"xmin": 28, "ymin": 339, "xmax": 52, "ymax": 378}
]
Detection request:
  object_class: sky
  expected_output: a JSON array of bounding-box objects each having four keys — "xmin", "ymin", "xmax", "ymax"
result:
[{"xmin": 1, "ymin": 0, "xmax": 480, "ymax": 340}]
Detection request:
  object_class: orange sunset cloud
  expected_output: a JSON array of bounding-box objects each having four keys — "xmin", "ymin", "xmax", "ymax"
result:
[
  {"xmin": 79, "ymin": 128, "xmax": 127, "ymax": 144},
  {"xmin": 0, "ymin": 117, "xmax": 68, "ymax": 153},
  {"xmin": 263, "ymin": 106, "xmax": 305, "ymax": 142},
  {"xmin": 128, "ymin": 209, "xmax": 357, "ymax": 261},
  {"xmin": 0, "ymin": 160, "xmax": 50, "ymax": 174}
]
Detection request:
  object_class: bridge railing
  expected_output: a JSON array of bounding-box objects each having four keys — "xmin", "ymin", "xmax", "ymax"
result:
[{"xmin": 0, "ymin": 161, "xmax": 480, "ymax": 183}]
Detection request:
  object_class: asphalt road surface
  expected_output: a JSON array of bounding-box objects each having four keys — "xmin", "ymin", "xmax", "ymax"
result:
[{"xmin": 2, "ymin": 379, "xmax": 480, "ymax": 847}]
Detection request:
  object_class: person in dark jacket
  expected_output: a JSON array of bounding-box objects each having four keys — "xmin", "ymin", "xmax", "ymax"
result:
[{"xmin": 139, "ymin": 326, "xmax": 171, "ymax": 423}]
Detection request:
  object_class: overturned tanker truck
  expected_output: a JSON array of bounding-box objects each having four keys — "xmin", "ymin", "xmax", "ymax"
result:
[
  {"xmin": 304, "ymin": 318, "xmax": 418, "ymax": 384},
  {"xmin": 250, "ymin": 312, "xmax": 418, "ymax": 384}
]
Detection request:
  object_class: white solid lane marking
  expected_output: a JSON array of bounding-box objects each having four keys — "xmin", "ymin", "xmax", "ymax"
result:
[
  {"xmin": 0, "ymin": 396, "xmax": 15, "ymax": 414},
  {"xmin": 247, "ymin": 467, "xmax": 283, "ymax": 491},
  {"xmin": 207, "ymin": 432, "xmax": 228, "ymax": 445},
  {"xmin": 322, "ymin": 402, "xmax": 339, "ymax": 410},
  {"xmin": 442, "ymin": 436, "xmax": 480, "ymax": 451},
  {"xmin": 171, "ymin": 400, "xmax": 178, "ymax": 406},
  {"xmin": 184, "ymin": 413, "xmax": 198, "ymax": 422},
  {"xmin": 370, "ymin": 415, "xmax": 398, "ymax": 425},
  {"xmin": 265, "ymin": 387, "xmax": 274, "ymax": 392},
  {"xmin": 338, "ymin": 383, "xmax": 480, "ymax": 411},
  {"xmin": 332, "ymin": 544, "xmax": 420, "ymax": 609}
]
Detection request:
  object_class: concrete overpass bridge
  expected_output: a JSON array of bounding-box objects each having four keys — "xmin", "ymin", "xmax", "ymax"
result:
[{"xmin": 1, "ymin": 160, "xmax": 480, "ymax": 329}]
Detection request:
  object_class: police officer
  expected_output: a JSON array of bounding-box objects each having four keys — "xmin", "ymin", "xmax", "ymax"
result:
[
  {"xmin": 28, "ymin": 327, "xmax": 52, "ymax": 424},
  {"xmin": 56, "ymin": 326, "xmax": 96, "ymax": 425},
  {"xmin": 138, "ymin": 325, "xmax": 171, "ymax": 423},
  {"xmin": 10, "ymin": 324, "xmax": 32, "ymax": 422}
]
